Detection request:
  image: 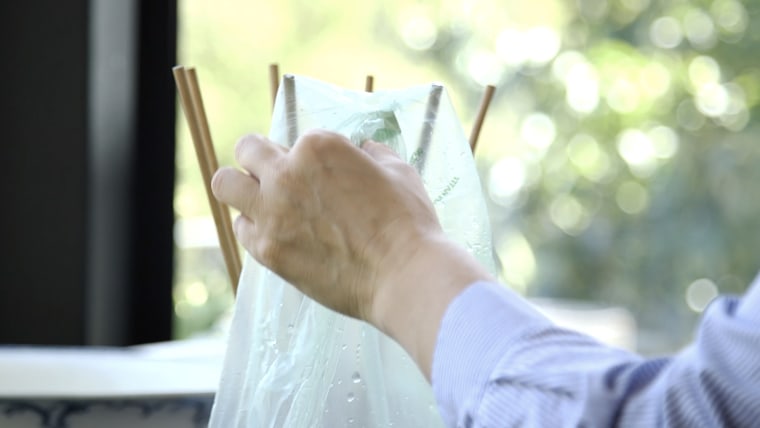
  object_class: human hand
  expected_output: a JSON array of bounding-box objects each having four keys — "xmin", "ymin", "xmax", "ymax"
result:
[
  {"xmin": 211, "ymin": 130, "xmax": 442, "ymax": 322},
  {"xmin": 212, "ymin": 129, "xmax": 492, "ymax": 377}
]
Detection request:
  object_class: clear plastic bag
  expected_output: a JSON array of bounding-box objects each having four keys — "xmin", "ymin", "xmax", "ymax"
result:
[{"xmin": 209, "ymin": 76, "xmax": 496, "ymax": 427}]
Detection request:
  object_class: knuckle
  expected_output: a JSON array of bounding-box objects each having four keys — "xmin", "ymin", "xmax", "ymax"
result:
[
  {"xmin": 298, "ymin": 130, "xmax": 328, "ymax": 151},
  {"xmin": 234, "ymin": 134, "xmax": 257, "ymax": 161},
  {"xmin": 255, "ymin": 237, "xmax": 281, "ymax": 269},
  {"xmin": 234, "ymin": 138, "xmax": 248, "ymax": 161},
  {"xmin": 300, "ymin": 128, "xmax": 331, "ymax": 141},
  {"xmin": 233, "ymin": 216, "xmax": 256, "ymax": 254},
  {"xmin": 243, "ymin": 196, "xmax": 256, "ymax": 217},
  {"xmin": 296, "ymin": 129, "xmax": 345, "ymax": 155}
]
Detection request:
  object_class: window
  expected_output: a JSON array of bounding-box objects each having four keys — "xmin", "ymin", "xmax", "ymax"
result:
[{"xmin": 174, "ymin": 0, "xmax": 760, "ymax": 355}]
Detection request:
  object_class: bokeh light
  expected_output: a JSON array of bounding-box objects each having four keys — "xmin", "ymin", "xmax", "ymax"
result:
[
  {"xmin": 564, "ymin": 63, "xmax": 600, "ymax": 114},
  {"xmin": 616, "ymin": 129, "xmax": 658, "ymax": 177},
  {"xmin": 550, "ymin": 193, "xmax": 591, "ymax": 235},
  {"xmin": 685, "ymin": 278, "xmax": 719, "ymax": 312},
  {"xmin": 488, "ymin": 157, "xmax": 527, "ymax": 205},
  {"xmin": 683, "ymin": 8, "xmax": 716, "ymax": 49},
  {"xmin": 639, "ymin": 62, "xmax": 671, "ymax": 99},
  {"xmin": 650, "ymin": 17, "xmax": 683, "ymax": 49},
  {"xmin": 647, "ymin": 125, "xmax": 679, "ymax": 160},
  {"xmin": 521, "ymin": 113, "xmax": 556, "ymax": 150},
  {"xmin": 711, "ymin": 0, "xmax": 748, "ymax": 36},
  {"xmin": 566, "ymin": 134, "xmax": 611, "ymax": 182},
  {"xmin": 616, "ymin": 181, "xmax": 649, "ymax": 215},
  {"xmin": 400, "ymin": 10, "xmax": 438, "ymax": 51},
  {"xmin": 496, "ymin": 231, "xmax": 537, "ymax": 292},
  {"xmin": 688, "ymin": 56, "xmax": 721, "ymax": 89}
]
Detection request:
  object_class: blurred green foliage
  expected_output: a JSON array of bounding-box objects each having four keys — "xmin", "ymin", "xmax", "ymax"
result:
[{"xmin": 175, "ymin": 0, "xmax": 760, "ymax": 353}]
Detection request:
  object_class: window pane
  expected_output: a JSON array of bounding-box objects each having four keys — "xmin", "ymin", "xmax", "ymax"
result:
[{"xmin": 175, "ymin": 0, "xmax": 760, "ymax": 355}]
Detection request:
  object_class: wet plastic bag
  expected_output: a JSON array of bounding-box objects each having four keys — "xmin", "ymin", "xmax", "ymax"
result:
[{"xmin": 209, "ymin": 76, "xmax": 496, "ymax": 428}]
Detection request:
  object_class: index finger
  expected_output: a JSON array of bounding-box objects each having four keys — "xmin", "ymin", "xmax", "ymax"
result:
[
  {"xmin": 211, "ymin": 166, "xmax": 260, "ymax": 217},
  {"xmin": 235, "ymin": 134, "xmax": 287, "ymax": 178}
]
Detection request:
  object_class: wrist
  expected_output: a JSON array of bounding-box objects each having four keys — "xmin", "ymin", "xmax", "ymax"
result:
[{"xmin": 369, "ymin": 235, "xmax": 494, "ymax": 378}]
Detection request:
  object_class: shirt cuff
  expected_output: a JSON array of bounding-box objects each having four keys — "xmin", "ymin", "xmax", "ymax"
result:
[{"xmin": 431, "ymin": 281, "xmax": 552, "ymax": 426}]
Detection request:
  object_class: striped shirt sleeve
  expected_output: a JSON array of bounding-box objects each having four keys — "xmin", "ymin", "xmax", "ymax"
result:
[{"xmin": 432, "ymin": 275, "xmax": 760, "ymax": 427}]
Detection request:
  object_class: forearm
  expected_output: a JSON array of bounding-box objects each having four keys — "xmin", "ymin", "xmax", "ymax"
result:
[
  {"xmin": 369, "ymin": 235, "xmax": 494, "ymax": 380},
  {"xmin": 431, "ymin": 280, "xmax": 640, "ymax": 426},
  {"xmin": 428, "ymin": 275, "xmax": 760, "ymax": 427}
]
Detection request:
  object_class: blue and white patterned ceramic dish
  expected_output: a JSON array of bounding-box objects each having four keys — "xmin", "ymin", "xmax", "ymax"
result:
[{"xmin": 0, "ymin": 338, "xmax": 223, "ymax": 428}]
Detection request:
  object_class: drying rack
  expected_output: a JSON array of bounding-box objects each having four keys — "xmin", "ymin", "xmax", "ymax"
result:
[{"xmin": 173, "ymin": 64, "xmax": 496, "ymax": 295}]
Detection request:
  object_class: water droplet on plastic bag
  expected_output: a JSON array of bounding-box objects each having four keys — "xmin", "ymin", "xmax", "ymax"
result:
[
  {"xmin": 351, "ymin": 372, "xmax": 362, "ymax": 384},
  {"xmin": 347, "ymin": 392, "xmax": 356, "ymax": 402}
]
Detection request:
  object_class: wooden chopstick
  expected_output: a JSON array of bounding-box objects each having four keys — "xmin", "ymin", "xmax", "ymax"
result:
[
  {"xmin": 185, "ymin": 68, "xmax": 243, "ymax": 279},
  {"xmin": 365, "ymin": 75, "xmax": 374, "ymax": 92},
  {"xmin": 269, "ymin": 63, "xmax": 280, "ymax": 112},
  {"xmin": 172, "ymin": 65, "xmax": 241, "ymax": 295},
  {"xmin": 469, "ymin": 85, "xmax": 496, "ymax": 154}
]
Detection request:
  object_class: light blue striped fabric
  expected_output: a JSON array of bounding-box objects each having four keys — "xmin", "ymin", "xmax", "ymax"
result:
[{"xmin": 432, "ymin": 274, "xmax": 760, "ymax": 427}]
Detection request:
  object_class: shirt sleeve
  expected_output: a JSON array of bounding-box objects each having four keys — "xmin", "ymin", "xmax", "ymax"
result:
[{"xmin": 431, "ymin": 275, "xmax": 760, "ymax": 428}]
